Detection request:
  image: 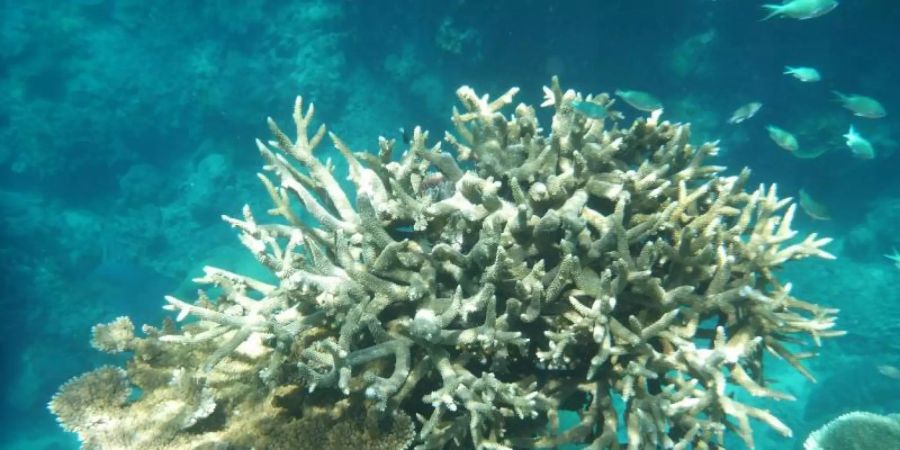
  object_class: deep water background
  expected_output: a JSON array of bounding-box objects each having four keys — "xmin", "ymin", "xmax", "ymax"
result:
[{"xmin": 1, "ymin": 1, "xmax": 899, "ymax": 448}]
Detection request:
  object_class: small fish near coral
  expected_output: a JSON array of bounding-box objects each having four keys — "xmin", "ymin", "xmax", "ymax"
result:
[
  {"xmin": 614, "ymin": 88, "xmax": 663, "ymax": 112},
  {"xmin": 728, "ymin": 101, "xmax": 763, "ymax": 125},
  {"xmin": 766, "ymin": 124, "xmax": 800, "ymax": 152},
  {"xmin": 570, "ymin": 98, "xmax": 608, "ymax": 120},
  {"xmin": 799, "ymin": 189, "xmax": 832, "ymax": 220}
]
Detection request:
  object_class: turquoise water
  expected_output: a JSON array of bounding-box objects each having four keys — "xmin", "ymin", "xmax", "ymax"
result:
[{"xmin": 1, "ymin": 1, "xmax": 898, "ymax": 449}]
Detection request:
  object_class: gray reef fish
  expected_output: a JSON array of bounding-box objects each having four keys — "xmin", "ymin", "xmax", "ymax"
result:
[
  {"xmin": 615, "ymin": 89, "xmax": 663, "ymax": 112},
  {"xmin": 765, "ymin": 125, "xmax": 799, "ymax": 152},
  {"xmin": 878, "ymin": 365, "xmax": 900, "ymax": 380},
  {"xmin": 798, "ymin": 189, "xmax": 832, "ymax": 220},
  {"xmin": 843, "ymin": 125, "xmax": 875, "ymax": 159},
  {"xmin": 834, "ymin": 91, "xmax": 887, "ymax": 118},
  {"xmin": 784, "ymin": 66, "xmax": 821, "ymax": 82},
  {"xmin": 884, "ymin": 249, "xmax": 900, "ymax": 269},
  {"xmin": 792, "ymin": 145, "xmax": 829, "ymax": 159},
  {"xmin": 571, "ymin": 99, "xmax": 608, "ymax": 119},
  {"xmin": 727, "ymin": 101, "xmax": 763, "ymax": 124},
  {"xmin": 762, "ymin": 0, "xmax": 839, "ymax": 20}
]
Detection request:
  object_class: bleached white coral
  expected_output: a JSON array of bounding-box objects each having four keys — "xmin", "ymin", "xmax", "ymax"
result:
[{"xmin": 51, "ymin": 79, "xmax": 842, "ymax": 450}]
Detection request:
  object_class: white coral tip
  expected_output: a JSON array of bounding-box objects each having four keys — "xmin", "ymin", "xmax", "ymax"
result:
[{"xmin": 541, "ymin": 86, "xmax": 555, "ymax": 108}]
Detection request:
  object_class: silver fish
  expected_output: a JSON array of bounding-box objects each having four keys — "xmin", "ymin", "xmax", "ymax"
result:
[
  {"xmin": 728, "ymin": 102, "xmax": 763, "ymax": 124},
  {"xmin": 766, "ymin": 125, "xmax": 799, "ymax": 152},
  {"xmin": 798, "ymin": 189, "xmax": 831, "ymax": 220},
  {"xmin": 833, "ymin": 91, "xmax": 886, "ymax": 119},
  {"xmin": 843, "ymin": 125, "xmax": 875, "ymax": 159},
  {"xmin": 571, "ymin": 99, "xmax": 608, "ymax": 119},
  {"xmin": 615, "ymin": 89, "xmax": 663, "ymax": 112},
  {"xmin": 762, "ymin": 0, "xmax": 838, "ymax": 20},
  {"xmin": 784, "ymin": 66, "xmax": 821, "ymax": 82}
]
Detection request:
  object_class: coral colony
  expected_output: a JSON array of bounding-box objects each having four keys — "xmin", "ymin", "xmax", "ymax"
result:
[{"xmin": 50, "ymin": 79, "xmax": 842, "ymax": 449}]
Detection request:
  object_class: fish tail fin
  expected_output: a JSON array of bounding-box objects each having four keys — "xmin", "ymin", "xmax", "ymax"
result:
[
  {"xmin": 831, "ymin": 90, "xmax": 846, "ymax": 101},
  {"xmin": 783, "ymin": 66, "xmax": 794, "ymax": 74},
  {"xmin": 761, "ymin": 4, "xmax": 783, "ymax": 20}
]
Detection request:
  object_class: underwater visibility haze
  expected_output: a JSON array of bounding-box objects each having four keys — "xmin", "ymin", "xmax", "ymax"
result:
[{"xmin": 1, "ymin": 1, "xmax": 900, "ymax": 449}]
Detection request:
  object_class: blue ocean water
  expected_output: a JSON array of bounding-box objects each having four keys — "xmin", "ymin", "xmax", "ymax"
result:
[{"xmin": 1, "ymin": 1, "xmax": 898, "ymax": 448}]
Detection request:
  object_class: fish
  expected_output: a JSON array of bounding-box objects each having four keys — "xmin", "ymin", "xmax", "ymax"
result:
[
  {"xmin": 765, "ymin": 125, "xmax": 799, "ymax": 152},
  {"xmin": 762, "ymin": 0, "xmax": 839, "ymax": 20},
  {"xmin": 885, "ymin": 249, "xmax": 900, "ymax": 269},
  {"xmin": 727, "ymin": 102, "xmax": 763, "ymax": 124},
  {"xmin": 784, "ymin": 66, "xmax": 821, "ymax": 82},
  {"xmin": 878, "ymin": 365, "xmax": 900, "ymax": 380},
  {"xmin": 843, "ymin": 125, "xmax": 875, "ymax": 159},
  {"xmin": 833, "ymin": 91, "xmax": 887, "ymax": 118},
  {"xmin": 798, "ymin": 189, "xmax": 831, "ymax": 220},
  {"xmin": 571, "ymin": 99, "xmax": 608, "ymax": 119},
  {"xmin": 615, "ymin": 89, "xmax": 663, "ymax": 112},
  {"xmin": 791, "ymin": 146, "xmax": 829, "ymax": 159}
]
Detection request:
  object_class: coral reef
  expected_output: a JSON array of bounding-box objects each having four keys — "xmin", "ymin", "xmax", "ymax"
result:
[
  {"xmin": 50, "ymin": 79, "xmax": 841, "ymax": 449},
  {"xmin": 804, "ymin": 411, "xmax": 900, "ymax": 450}
]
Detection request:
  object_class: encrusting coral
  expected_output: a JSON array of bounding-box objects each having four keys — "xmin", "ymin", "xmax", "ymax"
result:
[{"xmin": 50, "ymin": 78, "xmax": 843, "ymax": 449}]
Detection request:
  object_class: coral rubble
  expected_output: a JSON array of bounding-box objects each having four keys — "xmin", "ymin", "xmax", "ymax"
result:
[{"xmin": 50, "ymin": 78, "xmax": 842, "ymax": 449}]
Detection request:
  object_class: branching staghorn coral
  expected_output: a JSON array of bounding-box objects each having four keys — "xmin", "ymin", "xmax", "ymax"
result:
[{"xmin": 50, "ymin": 78, "xmax": 842, "ymax": 449}]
